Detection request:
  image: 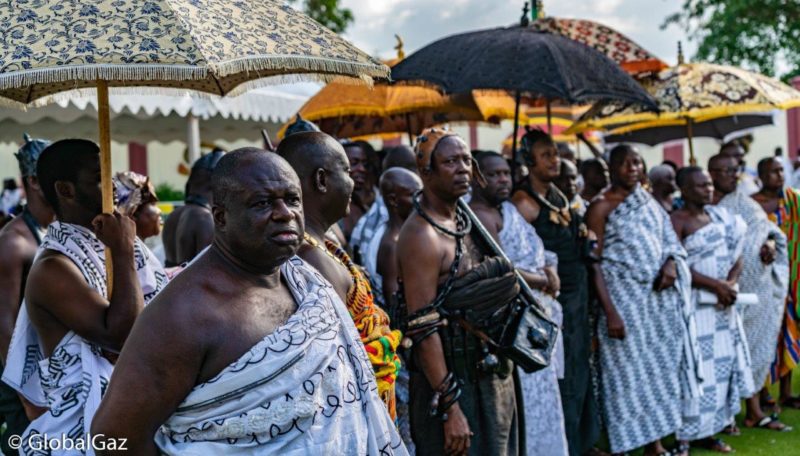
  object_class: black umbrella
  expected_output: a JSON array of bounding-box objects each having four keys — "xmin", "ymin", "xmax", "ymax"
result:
[
  {"xmin": 391, "ymin": 20, "xmax": 656, "ymax": 160},
  {"xmin": 603, "ymin": 114, "xmax": 773, "ymax": 146}
]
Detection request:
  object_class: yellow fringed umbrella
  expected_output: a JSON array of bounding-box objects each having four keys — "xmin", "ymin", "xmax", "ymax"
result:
[
  {"xmin": 567, "ymin": 60, "xmax": 800, "ymax": 163},
  {"xmin": 279, "ymin": 38, "xmax": 526, "ymax": 142},
  {"xmin": 0, "ymin": 0, "xmax": 388, "ymax": 293}
]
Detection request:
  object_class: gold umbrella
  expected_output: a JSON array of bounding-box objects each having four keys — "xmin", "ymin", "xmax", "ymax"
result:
[
  {"xmin": 279, "ymin": 38, "xmax": 525, "ymax": 141},
  {"xmin": 568, "ymin": 57, "xmax": 800, "ymax": 163},
  {"xmin": 0, "ymin": 0, "xmax": 388, "ymax": 292}
]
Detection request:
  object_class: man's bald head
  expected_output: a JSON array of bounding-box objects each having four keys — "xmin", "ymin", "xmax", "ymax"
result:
[
  {"xmin": 382, "ymin": 145, "xmax": 417, "ymax": 173},
  {"xmin": 380, "ymin": 167, "xmax": 422, "ymax": 220},
  {"xmin": 649, "ymin": 164, "xmax": 673, "ymax": 182},
  {"xmin": 380, "ymin": 167, "xmax": 422, "ymax": 196},
  {"xmin": 277, "ymin": 131, "xmax": 348, "ymax": 180},
  {"xmin": 212, "ymin": 148, "xmax": 299, "ymax": 208},
  {"xmin": 277, "ymin": 131, "xmax": 354, "ymax": 222}
]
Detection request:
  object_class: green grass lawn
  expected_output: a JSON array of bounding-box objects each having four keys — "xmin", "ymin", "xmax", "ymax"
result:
[{"xmin": 599, "ymin": 371, "xmax": 800, "ymax": 455}]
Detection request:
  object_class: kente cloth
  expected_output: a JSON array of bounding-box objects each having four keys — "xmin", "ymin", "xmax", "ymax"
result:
[
  {"xmin": 596, "ymin": 186, "xmax": 696, "ymax": 453},
  {"xmin": 3, "ymin": 221, "xmax": 167, "ymax": 455},
  {"xmin": 155, "ymin": 257, "xmax": 407, "ymax": 456},
  {"xmin": 350, "ymin": 193, "xmax": 388, "ymax": 306},
  {"xmin": 497, "ymin": 200, "xmax": 568, "ymax": 455},
  {"xmin": 677, "ymin": 206, "xmax": 755, "ymax": 441},
  {"xmin": 320, "ymin": 237, "xmax": 401, "ymax": 420},
  {"xmin": 717, "ymin": 190, "xmax": 788, "ymax": 387},
  {"xmin": 526, "ymin": 185, "xmax": 599, "ymax": 456},
  {"xmin": 768, "ymin": 187, "xmax": 800, "ymax": 382}
]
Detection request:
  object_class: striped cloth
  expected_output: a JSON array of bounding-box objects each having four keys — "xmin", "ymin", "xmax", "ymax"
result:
[{"xmin": 768, "ymin": 187, "xmax": 800, "ymax": 382}]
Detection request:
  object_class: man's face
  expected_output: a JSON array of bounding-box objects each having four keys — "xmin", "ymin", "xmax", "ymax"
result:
[
  {"xmin": 585, "ymin": 161, "xmax": 611, "ymax": 190},
  {"xmin": 134, "ymin": 202, "xmax": 162, "ymax": 240},
  {"xmin": 652, "ymin": 168, "xmax": 677, "ymax": 195},
  {"xmin": 708, "ymin": 156, "xmax": 739, "ymax": 195},
  {"xmin": 721, "ymin": 144, "xmax": 746, "ymax": 169},
  {"xmin": 329, "ymin": 146, "xmax": 356, "ymax": 219},
  {"xmin": 683, "ymin": 170, "xmax": 714, "ymax": 206},
  {"xmin": 761, "ymin": 158, "xmax": 785, "ymax": 191},
  {"xmin": 218, "ymin": 159, "xmax": 305, "ymax": 268},
  {"xmin": 554, "ymin": 160, "xmax": 579, "ymax": 201},
  {"xmin": 393, "ymin": 179, "xmax": 422, "ymax": 220},
  {"xmin": 529, "ymin": 141, "xmax": 560, "ymax": 182},
  {"xmin": 345, "ymin": 145, "xmax": 369, "ymax": 191},
  {"xmin": 426, "ymin": 137, "xmax": 473, "ymax": 198},
  {"xmin": 479, "ymin": 155, "xmax": 512, "ymax": 204},
  {"xmin": 74, "ymin": 157, "xmax": 103, "ymax": 217},
  {"xmin": 611, "ymin": 151, "xmax": 644, "ymax": 190}
]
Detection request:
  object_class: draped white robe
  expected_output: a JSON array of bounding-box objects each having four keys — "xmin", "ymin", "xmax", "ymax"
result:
[{"xmin": 155, "ymin": 256, "xmax": 407, "ymax": 455}]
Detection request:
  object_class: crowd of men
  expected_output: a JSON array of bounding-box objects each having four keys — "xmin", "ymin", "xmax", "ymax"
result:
[{"xmin": 0, "ymin": 119, "xmax": 798, "ymax": 456}]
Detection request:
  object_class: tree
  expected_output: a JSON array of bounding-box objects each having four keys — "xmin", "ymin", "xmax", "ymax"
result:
[
  {"xmin": 663, "ymin": 0, "xmax": 800, "ymax": 81},
  {"xmin": 288, "ymin": 0, "xmax": 354, "ymax": 34}
]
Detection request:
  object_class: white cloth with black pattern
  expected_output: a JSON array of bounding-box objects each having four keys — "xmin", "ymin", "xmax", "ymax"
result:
[
  {"xmin": 596, "ymin": 186, "xmax": 697, "ymax": 453},
  {"xmin": 3, "ymin": 221, "xmax": 167, "ymax": 455},
  {"xmin": 154, "ymin": 256, "xmax": 407, "ymax": 455},
  {"xmin": 717, "ymin": 190, "xmax": 789, "ymax": 388},
  {"xmin": 677, "ymin": 205, "xmax": 755, "ymax": 441},
  {"xmin": 498, "ymin": 201, "xmax": 568, "ymax": 456}
]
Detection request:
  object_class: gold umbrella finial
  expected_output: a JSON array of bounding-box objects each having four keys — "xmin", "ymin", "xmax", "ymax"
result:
[
  {"xmin": 677, "ymin": 41, "xmax": 685, "ymax": 65},
  {"xmin": 394, "ymin": 34, "xmax": 405, "ymax": 60},
  {"xmin": 535, "ymin": 1, "xmax": 545, "ymax": 18}
]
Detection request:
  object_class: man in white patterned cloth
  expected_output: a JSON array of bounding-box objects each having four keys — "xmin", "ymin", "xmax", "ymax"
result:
[
  {"xmin": 585, "ymin": 145, "xmax": 697, "ymax": 456},
  {"xmin": 671, "ymin": 166, "xmax": 755, "ymax": 455},
  {"xmin": 91, "ymin": 149, "xmax": 406, "ymax": 455},
  {"xmin": 3, "ymin": 139, "xmax": 168, "ymax": 455},
  {"xmin": 710, "ymin": 153, "xmax": 791, "ymax": 432},
  {"xmin": 469, "ymin": 151, "xmax": 568, "ymax": 456}
]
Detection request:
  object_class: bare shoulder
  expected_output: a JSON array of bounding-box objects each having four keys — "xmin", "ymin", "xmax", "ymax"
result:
[
  {"xmin": 585, "ymin": 191, "xmax": 614, "ymax": 219},
  {"xmin": 511, "ymin": 190, "xmax": 540, "ymax": 223},
  {"xmin": 136, "ymin": 257, "xmax": 222, "ymax": 345},
  {"xmin": 398, "ymin": 213, "xmax": 439, "ymax": 252},
  {"xmin": 0, "ymin": 221, "xmax": 33, "ymax": 266}
]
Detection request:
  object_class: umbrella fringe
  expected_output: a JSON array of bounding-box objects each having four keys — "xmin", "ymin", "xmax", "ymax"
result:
[
  {"xmin": 0, "ymin": 64, "xmax": 208, "ymax": 91},
  {"xmin": 212, "ymin": 55, "xmax": 389, "ymax": 84}
]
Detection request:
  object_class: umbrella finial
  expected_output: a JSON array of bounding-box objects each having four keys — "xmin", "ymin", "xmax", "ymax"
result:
[
  {"xmin": 394, "ymin": 34, "xmax": 405, "ymax": 60},
  {"xmin": 520, "ymin": 2, "xmax": 530, "ymax": 26},
  {"xmin": 534, "ymin": 1, "xmax": 545, "ymax": 19},
  {"xmin": 677, "ymin": 41, "xmax": 685, "ymax": 65}
]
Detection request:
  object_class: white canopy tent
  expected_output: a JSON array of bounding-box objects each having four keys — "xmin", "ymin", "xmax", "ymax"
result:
[{"xmin": 0, "ymin": 86, "xmax": 313, "ymax": 161}]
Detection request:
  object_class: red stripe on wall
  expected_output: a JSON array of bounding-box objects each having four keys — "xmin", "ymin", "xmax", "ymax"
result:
[{"xmin": 128, "ymin": 142, "xmax": 147, "ymax": 175}]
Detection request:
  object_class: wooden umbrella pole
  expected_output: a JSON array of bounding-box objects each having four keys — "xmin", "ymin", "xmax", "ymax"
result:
[
  {"xmin": 511, "ymin": 90, "xmax": 521, "ymax": 178},
  {"xmin": 687, "ymin": 117, "xmax": 696, "ymax": 166},
  {"xmin": 405, "ymin": 112, "xmax": 414, "ymax": 145},
  {"xmin": 546, "ymin": 98, "xmax": 552, "ymax": 134},
  {"xmin": 97, "ymin": 80, "xmax": 114, "ymax": 298}
]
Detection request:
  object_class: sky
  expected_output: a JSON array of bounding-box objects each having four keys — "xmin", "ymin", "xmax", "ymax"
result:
[{"xmin": 338, "ymin": 0, "xmax": 695, "ymax": 66}]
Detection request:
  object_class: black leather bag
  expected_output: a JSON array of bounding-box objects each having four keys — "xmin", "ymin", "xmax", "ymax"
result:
[
  {"xmin": 458, "ymin": 201, "xmax": 558, "ymax": 374},
  {"xmin": 498, "ymin": 294, "xmax": 558, "ymax": 373}
]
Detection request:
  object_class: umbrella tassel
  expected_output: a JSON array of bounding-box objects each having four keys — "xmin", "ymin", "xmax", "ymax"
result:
[
  {"xmin": 687, "ymin": 117, "xmax": 696, "ymax": 165},
  {"xmin": 97, "ymin": 80, "xmax": 114, "ymax": 298}
]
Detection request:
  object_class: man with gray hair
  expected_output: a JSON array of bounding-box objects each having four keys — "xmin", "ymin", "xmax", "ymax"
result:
[{"xmin": 649, "ymin": 164, "xmax": 678, "ymax": 213}]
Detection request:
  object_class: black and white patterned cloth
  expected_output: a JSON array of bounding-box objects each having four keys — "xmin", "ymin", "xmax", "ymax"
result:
[
  {"xmin": 498, "ymin": 201, "xmax": 568, "ymax": 456},
  {"xmin": 596, "ymin": 186, "xmax": 695, "ymax": 453},
  {"xmin": 155, "ymin": 256, "xmax": 407, "ymax": 455},
  {"xmin": 717, "ymin": 190, "xmax": 789, "ymax": 387},
  {"xmin": 677, "ymin": 206, "xmax": 755, "ymax": 441},
  {"xmin": 3, "ymin": 221, "xmax": 167, "ymax": 455}
]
